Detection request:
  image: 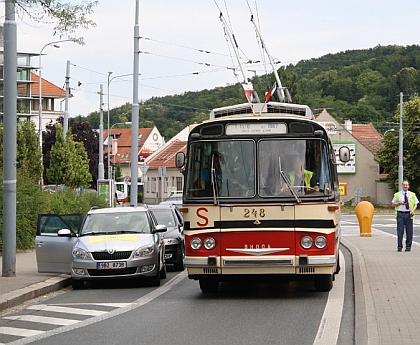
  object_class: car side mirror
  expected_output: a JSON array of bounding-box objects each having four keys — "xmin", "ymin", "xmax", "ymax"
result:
[
  {"xmin": 338, "ymin": 146, "xmax": 350, "ymax": 163},
  {"xmin": 155, "ymin": 224, "xmax": 167, "ymax": 233},
  {"xmin": 57, "ymin": 229, "xmax": 74, "ymax": 237},
  {"xmin": 175, "ymin": 152, "xmax": 185, "ymax": 169}
]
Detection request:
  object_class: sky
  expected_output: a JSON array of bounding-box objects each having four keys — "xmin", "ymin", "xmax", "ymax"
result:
[{"xmin": 2, "ymin": 0, "xmax": 420, "ymax": 118}]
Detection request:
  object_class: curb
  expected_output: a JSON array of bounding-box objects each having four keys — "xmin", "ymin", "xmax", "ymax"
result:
[
  {"xmin": 0, "ymin": 274, "xmax": 71, "ymax": 313},
  {"xmin": 341, "ymin": 239, "xmax": 369, "ymax": 345}
]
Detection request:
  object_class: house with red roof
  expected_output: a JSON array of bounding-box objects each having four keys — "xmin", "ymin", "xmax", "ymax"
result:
[
  {"xmin": 30, "ymin": 72, "xmax": 67, "ymax": 130},
  {"xmin": 142, "ymin": 126, "xmax": 189, "ymax": 203},
  {"xmin": 316, "ymin": 109, "xmax": 392, "ymax": 205},
  {"xmin": 103, "ymin": 126, "xmax": 164, "ymax": 182}
]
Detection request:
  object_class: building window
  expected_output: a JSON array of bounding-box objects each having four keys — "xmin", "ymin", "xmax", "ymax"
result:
[
  {"xmin": 176, "ymin": 177, "xmax": 182, "ymax": 192},
  {"xmin": 164, "ymin": 177, "xmax": 169, "ymax": 193},
  {"xmin": 152, "ymin": 177, "xmax": 157, "ymax": 193}
]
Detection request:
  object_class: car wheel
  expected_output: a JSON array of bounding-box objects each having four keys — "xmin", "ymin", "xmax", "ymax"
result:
[
  {"xmin": 174, "ymin": 246, "xmax": 185, "ymax": 271},
  {"xmin": 199, "ymin": 277, "xmax": 219, "ymax": 293},
  {"xmin": 71, "ymin": 279, "xmax": 84, "ymax": 290},
  {"xmin": 149, "ymin": 263, "xmax": 161, "ymax": 287},
  {"xmin": 314, "ymin": 274, "xmax": 333, "ymax": 292},
  {"xmin": 160, "ymin": 260, "xmax": 167, "ymax": 279}
]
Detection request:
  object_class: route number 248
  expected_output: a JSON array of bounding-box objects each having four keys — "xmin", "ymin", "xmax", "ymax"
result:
[{"xmin": 244, "ymin": 208, "xmax": 265, "ymax": 218}]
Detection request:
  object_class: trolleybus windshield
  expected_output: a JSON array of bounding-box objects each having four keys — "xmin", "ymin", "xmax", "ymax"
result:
[{"xmin": 185, "ymin": 138, "xmax": 331, "ymax": 199}]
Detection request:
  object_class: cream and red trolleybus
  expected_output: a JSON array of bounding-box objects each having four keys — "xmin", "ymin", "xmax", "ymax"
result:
[{"xmin": 176, "ymin": 101, "xmax": 350, "ymax": 293}]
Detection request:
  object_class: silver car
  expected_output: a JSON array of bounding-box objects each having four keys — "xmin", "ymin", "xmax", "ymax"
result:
[{"xmin": 35, "ymin": 206, "xmax": 167, "ymax": 289}]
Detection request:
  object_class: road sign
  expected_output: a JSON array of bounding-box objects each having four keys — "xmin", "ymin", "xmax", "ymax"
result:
[{"xmin": 139, "ymin": 165, "xmax": 149, "ymax": 175}]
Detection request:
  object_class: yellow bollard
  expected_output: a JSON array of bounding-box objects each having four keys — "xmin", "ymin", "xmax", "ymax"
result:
[{"xmin": 355, "ymin": 201, "xmax": 374, "ymax": 237}]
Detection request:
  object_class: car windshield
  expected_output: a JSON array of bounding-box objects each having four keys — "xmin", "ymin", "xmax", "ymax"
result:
[
  {"xmin": 152, "ymin": 210, "xmax": 176, "ymax": 227},
  {"xmin": 80, "ymin": 212, "xmax": 151, "ymax": 235}
]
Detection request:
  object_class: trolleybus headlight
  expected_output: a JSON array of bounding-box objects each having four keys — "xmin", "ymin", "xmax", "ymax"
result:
[
  {"xmin": 204, "ymin": 237, "xmax": 216, "ymax": 250},
  {"xmin": 301, "ymin": 236, "xmax": 313, "ymax": 249},
  {"xmin": 190, "ymin": 237, "xmax": 202, "ymax": 250},
  {"xmin": 314, "ymin": 236, "xmax": 327, "ymax": 249}
]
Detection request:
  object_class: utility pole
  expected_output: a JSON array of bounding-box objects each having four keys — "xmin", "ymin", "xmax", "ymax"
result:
[
  {"xmin": 2, "ymin": 0, "xmax": 17, "ymax": 277},
  {"xmin": 130, "ymin": 0, "xmax": 140, "ymax": 206},
  {"xmin": 98, "ymin": 84, "xmax": 104, "ymax": 180},
  {"xmin": 399, "ymin": 92, "xmax": 404, "ymax": 186},
  {"xmin": 63, "ymin": 60, "xmax": 70, "ymax": 137}
]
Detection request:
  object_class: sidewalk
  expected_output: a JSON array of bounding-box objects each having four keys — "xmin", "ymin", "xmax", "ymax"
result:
[
  {"xmin": 1, "ymin": 218, "xmax": 420, "ymax": 344},
  {"xmin": 341, "ymin": 222, "xmax": 420, "ymax": 345},
  {"xmin": 0, "ymin": 250, "xmax": 70, "ymax": 312}
]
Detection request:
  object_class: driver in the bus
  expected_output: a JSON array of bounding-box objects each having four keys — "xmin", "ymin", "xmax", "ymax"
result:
[
  {"xmin": 281, "ymin": 148, "xmax": 319, "ymax": 192},
  {"xmin": 200, "ymin": 153, "xmax": 227, "ymax": 195}
]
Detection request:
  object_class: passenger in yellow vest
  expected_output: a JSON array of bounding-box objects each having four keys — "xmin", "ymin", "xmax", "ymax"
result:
[
  {"xmin": 392, "ymin": 180, "xmax": 418, "ymax": 252},
  {"xmin": 282, "ymin": 153, "xmax": 319, "ymax": 192}
]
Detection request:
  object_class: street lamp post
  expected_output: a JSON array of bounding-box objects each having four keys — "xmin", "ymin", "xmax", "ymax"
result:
[
  {"xmin": 38, "ymin": 39, "xmax": 76, "ymax": 148},
  {"xmin": 399, "ymin": 92, "xmax": 404, "ymax": 186},
  {"xmin": 109, "ymin": 121, "xmax": 132, "ymax": 206},
  {"xmin": 106, "ymin": 72, "xmax": 141, "ymax": 179},
  {"xmin": 384, "ymin": 129, "xmax": 396, "ymax": 136}
]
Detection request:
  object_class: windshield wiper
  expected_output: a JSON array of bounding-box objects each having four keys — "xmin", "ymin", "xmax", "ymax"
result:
[
  {"xmin": 280, "ymin": 171, "xmax": 301, "ymax": 203},
  {"xmin": 80, "ymin": 231, "xmax": 108, "ymax": 236}
]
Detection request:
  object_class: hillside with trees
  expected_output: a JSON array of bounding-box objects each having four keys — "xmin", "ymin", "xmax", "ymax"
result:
[{"xmin": 81, "ymin": 44, "xmax": 420, "ymax": 139}]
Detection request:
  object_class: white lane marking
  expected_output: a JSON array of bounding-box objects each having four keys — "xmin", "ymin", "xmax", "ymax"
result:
[
  {"xmin": 0, "ymin": 327, "xmax": 43, "ymax": 337},
  {"xmin": 10, "ymin": 271, "xmax": 188, "ymax": 345},
  {"xmin": 50, "ymin": 303, "xmax": 131, "ymax": 308},
  {"xmin": 27, "ymin": 305, "xmax": 107, "ymax": 316},
  {"xmin": 313, "ymin": 250, "xmax": 345, "ymax": 345},
  {"xmin": 3, "ymin": 315, "xmax": 79, "ymax": 326}
]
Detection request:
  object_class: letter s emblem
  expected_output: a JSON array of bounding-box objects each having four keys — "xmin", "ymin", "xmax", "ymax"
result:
[{"xmin": 196, "ymin": 207, "xmax": 208, "ymax": 227}]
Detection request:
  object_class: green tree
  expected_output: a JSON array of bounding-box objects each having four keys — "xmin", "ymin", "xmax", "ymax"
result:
[
  {"xmin": 16, "ymin": 120, "xmax": 42, "ymax": 182},
  {"xmin": 47, "ymin": 124, "xmax": 69, "ymax": 186},
  {"xmin": 15, "ymin": 0, "xmax": 98, "ymax": 44},
  {"xmin": 47, "ymin": 124, "xmax": 91, "ymax": 188},
  {"xmin": 114, "ymin": 162, "xmax": 123, "ymax": 181},
  {"xmin": 377, "ymin": 95, "xmax": 420, "ymax": 194},
  {"xmin": 72, "ymin": 141, "xmax": 92, "ymax": 188},
  {"xmin": 43, "ymin": 117, "xmax": 99, "ymax": 187}
]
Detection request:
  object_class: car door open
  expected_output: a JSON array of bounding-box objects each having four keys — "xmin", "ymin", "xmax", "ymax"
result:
[{"xmin": 35, "ymin": 214, "xmax": 84, "ymax": 274}]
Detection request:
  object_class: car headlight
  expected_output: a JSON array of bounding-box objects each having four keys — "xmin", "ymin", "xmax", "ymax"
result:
[
  {"xmin": 72, "ymin": 247, "xmax": 91, "ymax": 260},
  {"xmin": 314, "ymin": 236, "xmax": 327, "ymax": 249},
  {"xmin": 204, "ymin": 237, "xmax": 216, "ymax": 250},
  {"xmin": 134, "ymin": 245, "xmax": 154, "ymax": 257},
  {"xmin": 301, "ymin": 236, "xmax": 313, "ymax": 249},
  {"xmin": 190, "ymin": 237, "xmax": 202, "ymax": 250},
  {"xmin": 164, "ymin": 238, "xmax": 179, "ymax": 245}
]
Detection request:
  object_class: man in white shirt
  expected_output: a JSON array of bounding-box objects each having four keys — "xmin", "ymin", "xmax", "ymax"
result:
[{"xmin": 391, "ymin": 180, "xmax": 419, "ymax": 252}]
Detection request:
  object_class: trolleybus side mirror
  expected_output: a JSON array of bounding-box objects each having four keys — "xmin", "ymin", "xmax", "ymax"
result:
[
  {"xmin": 338, "ymin": 146, "xmax": 350, "ymax": 163},
  {"xmin": 176, "ymin": 152, "xmax": 185, "ymax": 169}
]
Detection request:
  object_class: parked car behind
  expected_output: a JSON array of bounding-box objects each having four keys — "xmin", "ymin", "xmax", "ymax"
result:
[
  {"xmin": 35, "ymin": 206, "xmax": 167, "ymax": 289},
  {"xmin": 149, "ymin": 204, "xmax": 185, "ymax": 271},
  {"xmin": 160, "ymin": 192, "xmax": 183, "ymax": 208}
]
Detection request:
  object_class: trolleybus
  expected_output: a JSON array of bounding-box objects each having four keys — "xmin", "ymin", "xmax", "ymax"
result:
[{"xmin": 176, "ymin": 101, "xmax": 349, "ymax": 293}]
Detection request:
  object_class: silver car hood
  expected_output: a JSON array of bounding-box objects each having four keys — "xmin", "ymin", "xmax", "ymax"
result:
[{"xmin": 77, "ymin": 233, "xmax": 155, "ymax": 252}]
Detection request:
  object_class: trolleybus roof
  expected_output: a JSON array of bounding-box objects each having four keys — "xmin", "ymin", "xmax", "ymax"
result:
[{"xmin": 210, "ymin": 101, "xmax": 314, "ymax": 120}]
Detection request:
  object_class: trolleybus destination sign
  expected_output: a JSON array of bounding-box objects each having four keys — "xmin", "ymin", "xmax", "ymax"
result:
[{"xmin": 226, "ymin": 122, "xmax": 287, "ymax": 135}]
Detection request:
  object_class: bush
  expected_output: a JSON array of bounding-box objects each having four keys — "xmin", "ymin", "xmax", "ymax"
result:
[
  {"xmin": 0, "ymin": 168, "xmax": 107, "ymax": 251},
  {"xmin": 46, "ymin": 189, "xmax": 107, "ymax": 214}
]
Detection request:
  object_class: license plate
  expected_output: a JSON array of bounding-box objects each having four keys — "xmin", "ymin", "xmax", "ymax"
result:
[{"xmin": 97, "ymin": 262, "xmax": 127, "ymax": 270}]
